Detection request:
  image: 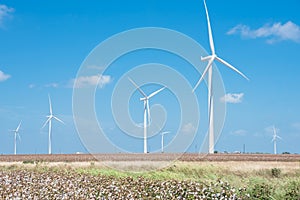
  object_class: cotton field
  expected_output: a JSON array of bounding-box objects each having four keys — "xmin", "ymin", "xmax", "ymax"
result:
[{"xmin": 0, "ymin": 168, "xmax": 248, "ymax": 199}]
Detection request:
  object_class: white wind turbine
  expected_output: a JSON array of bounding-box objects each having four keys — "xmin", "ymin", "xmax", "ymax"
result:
[
  {"xmin": 10, "ymin": 121, "xmax": 22, "ymax": 155},
  {"xmin": 272, "ymin": 126, "xmax": 282, "ymax": 155},
  {"xmin": 193, "ymin": 0, "xmax": 249, "ymax": 154},
  {"xmin": 42, "ymin": 95, "xmax": 64, "ymax": 154},
  {"xmin": 128, "ymin": 78, "xmax": 165, "ymax": 154},
  {"xmin": 160, "ymin": 131, "xmax": 170, "ymax": 153}
]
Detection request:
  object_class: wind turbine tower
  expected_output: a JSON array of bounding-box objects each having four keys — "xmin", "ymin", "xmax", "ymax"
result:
[
  {"xmin": 272, "ymin": 126, "xmax": 282, "ymax": 154},
  {"xmin": 42, "ymin": 95, "xmax": 65, "ymax": 154},
  {"xmin": 193, "ymin": 0, "xmax": 249, "ymax": 154},
  {"xmin": 161, "ymin": 131, "xmax": 170, "ymax": 153},
  {"xmin": 11, "ymin": 121, "xmax": 21, "ymax": 155},
  {"xmin": 128, "ymin": 78, "xmax": 165, "ymax": 154}
]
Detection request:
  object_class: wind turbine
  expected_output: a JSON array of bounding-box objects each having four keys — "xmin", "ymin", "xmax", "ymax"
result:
[
  {"xmin": 42, "ymin": 95, "xmax": 64, "ymax": 154},
  {"xmin": 160, "ymin": 131, "xmax": 170, "ymax": 153},
  {"xmin": 128, "ymin": 78, "xmax": 165, "ymax": 154},
  {"xmin": 10, "ymin": 121, "xmax": 22, "ymax": 155},
  {"xmin": 193, "ymin": 0, "xmax": 249, "ymax": 154},
  {"xmin": 272, "ymin": 126, "xmax": 282, "ymax": 154}
]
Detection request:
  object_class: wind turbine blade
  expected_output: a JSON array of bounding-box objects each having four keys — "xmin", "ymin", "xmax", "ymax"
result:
[
  {"xmin": 273, "ymin": 125, "xmax": 276, "ymax": 134},
  {"xmin": 17, "ymin": 133, "xmax": 21, "ymax": 142},
  {"xmin": 128, "ymin": 77, "xmax": 147, "ymax": 98},
  {"xmin": 148, "ymin": 87, "xmax": 166, "ymax": 99},
  {"xmin": 53, "ymin": 116, "xmax": 65, "ymax": 124},
  {"xmin": 192, "ymin": 58, "xmax": 214, "ymax": 92},
  {"xmin": 215, "ymin": 56, "xmax": 249, "ymax": 81},
  {"xmin": 42, "ymin": 117, "xmax": 51, "ymax": 129},
  {"xmin": 161, "ymin": 131, "xmax": 170, "ymax": 135},
  {"xmin": 146, "ymin": 100, "xmax": 151, "ymax": 125},
  {"xmin": 16, "ymin": 121, "xmax": 22, "ymax": 132},
  {"xmin": 48, "ymin": 94, "xmax": 53, "ymax": 115},
  {"xmin": 203, "ymin": 0, "xmax": 215, "ymax": 54},
  {"xmin": 277, "ymin": 135, "xmax": 282, "ymax": 140}
]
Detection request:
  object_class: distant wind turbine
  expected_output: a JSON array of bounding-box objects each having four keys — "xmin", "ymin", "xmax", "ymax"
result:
[
  {"xmin": 10, "ymin": 121, "xmax": 22, "ymax": 155},
  {"xmin": 42, "ymin": 95, "xmax": 64, "ymax": 154},
  {"xmin": 161, "ymin": 131, "xmax": 170, "ymax": 153},
  {"xmin": 193, "ymin": 0, "xmax": 249, "ymax": 154},
  {"xmin": 128, "ymin": 78, "xmax": 165, "ymax": 154},
  {"xmin": 272, "ymin": 126, "xmax": 282, "ymax": 154}
]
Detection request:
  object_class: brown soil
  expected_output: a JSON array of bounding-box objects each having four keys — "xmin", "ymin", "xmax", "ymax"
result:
[{"xmin": 0, "ymin": 153, "xmax": 299, "ymax": 162}]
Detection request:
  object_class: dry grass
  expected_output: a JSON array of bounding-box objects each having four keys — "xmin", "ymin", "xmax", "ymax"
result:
[
  {"xmin": 1, "ymin": 160, "xmax": 299, "ymax": 179},
  {"xmin": 185, "ymin": 161, "xmax": 300, "ymax": 173},
  {"xmin": 1, "ymin": 160, "xmax": 299, "ymax": 172}
]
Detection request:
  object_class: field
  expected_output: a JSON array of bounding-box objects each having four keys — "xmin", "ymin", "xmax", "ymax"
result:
[
  {"xmin": 0, "ymin": 153, "xmax": 299, "ymax": 199},
  {"xmin": 0, "ymin": 153, "xmax": 299, "ymax": 162}
]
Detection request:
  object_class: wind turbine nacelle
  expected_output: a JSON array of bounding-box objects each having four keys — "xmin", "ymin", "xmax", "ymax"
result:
[{"xmin": 140, "ymin": 97, "xmax": 147, "ymax": 101}]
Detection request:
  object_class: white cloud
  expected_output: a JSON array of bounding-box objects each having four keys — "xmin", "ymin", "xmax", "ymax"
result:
[
  {"xmin": 0, "ymin": 4, "xmax": 14, "ymax": 27},
  {"xmin": 28, "ymin": 75, "xmax": 112, "ymax": 89},
  {"xmin": 181, "ymin": 122, "xmax": 196, "ymax": 134},
  {"xmin": 231, "ymin": 129, "xmax": 247, "ymax": 136},
  {"xmin": 72, "ymin": 74, "xmax": 112, "ymax": 89},
  {"xmin": 291, "ymin": 122, "xmax": 300, "ymax": 131},
  {"xmin": 221, "ymin": 93, "xmax": 244, "ymax": 104},
  {"xmin": 28, "ymin": 84, "xmax": 36, "ymax": 89},
  {"xmin": 0, "ymin": 70, "xmax": 10, "ymax": 82},
  {"xmin": 45, "ymin": 83, "xmax": 59, "ymax": 88},
  {"xmin": 227, "ymin": 21, "xmax": 300, "ymax": 44}
]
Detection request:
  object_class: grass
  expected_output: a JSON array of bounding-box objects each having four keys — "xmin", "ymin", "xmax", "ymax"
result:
[{"xmin": 0, "ymin": 161, "xmax": 299, "ymax": 199}]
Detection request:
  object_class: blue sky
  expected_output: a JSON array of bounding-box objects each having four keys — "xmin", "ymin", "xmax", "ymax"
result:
[{"xmin": 0, "ymin": 0, "xmax": 300, "ymax": 154}]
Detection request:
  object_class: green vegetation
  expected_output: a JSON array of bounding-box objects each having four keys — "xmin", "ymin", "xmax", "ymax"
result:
[
  {"xmin": 22, "ymin": 160, "xmax": 35, "ymax": 164},
  {"xmin": 0, "ymin": 161, "xmax": 299, "ymax": 199},
  {"xmin": 271, "ymin": 168, "xmax": 281, "ymax": 178}
]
